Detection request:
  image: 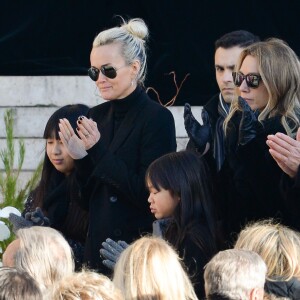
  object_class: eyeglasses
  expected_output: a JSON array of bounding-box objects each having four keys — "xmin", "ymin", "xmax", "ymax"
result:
[
  {"xmin": 88, "ymin": 65, "xmax": 125, "ymax": 81},
  {"xmin": 232, "ymin": 72, "xmax": 262, "ymax": 89}
]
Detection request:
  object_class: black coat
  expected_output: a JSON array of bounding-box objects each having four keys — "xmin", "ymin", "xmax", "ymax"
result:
[
  {"xmin": 75, "ymin": 87, "xmax": 177, "ymax": 272},
  {"xmin": 178, "ymin": 227, "xmax": 217, "ymax": 299},
  {"xmin": 186, "ymin": 93, "xmax": 230, "ymax": 246},
  {"xmin": 280, "ymin": 167, "xmax": 300, "ymax": 231},
  {"xmin": 24, "ymin": 173, "xmax": 89, "ymax": 269},
  {"xmin": 156, "ymin": 219, "xmax": 217, "ymax": 299},
  {"xmin": 224, "ymin": 114, "xmax": 289, "ymax": 236},
  {"xmin": 265, "ymin": 277, "xmax": 300, "ymax": 299}
]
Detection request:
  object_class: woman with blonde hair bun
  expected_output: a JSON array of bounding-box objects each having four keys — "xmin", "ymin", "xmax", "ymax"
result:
[
  {"xmin": 59, "ymin": 16, "xmax": 176, "ymax": 274},
  {"xmin": 113, "ymin": 236, "xmax": 198, "ymax": 300},
  {"xmin": 234, "ymin": 219, "xmax": 300, "ymax": 299}
]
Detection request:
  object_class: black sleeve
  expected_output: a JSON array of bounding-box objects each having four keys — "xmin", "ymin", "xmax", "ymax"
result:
[{"xmin": 280, "ymin": 167, "xmax": 300, "ymax": 229}]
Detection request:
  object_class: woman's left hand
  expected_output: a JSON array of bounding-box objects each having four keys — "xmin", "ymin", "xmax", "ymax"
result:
[{"xmin": 76, "ymin": 116, "xmax": 101, "ymax": 150}]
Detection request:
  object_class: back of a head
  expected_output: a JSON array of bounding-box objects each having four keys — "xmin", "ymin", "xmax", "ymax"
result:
[
  {"xmin": 113, "ymin": 236, "xmax": 198, "ymax": 300},
  {"xmin": 215, "ymin": 30, "xmax": 260, "ymax": 50},
  {"xmin": 0, "ymin": 267, "xmax": 42, "ymax": 300},
  {"xmin": 204, "ymin": 249, "xmax": 267, "ymax": 300},
  {"xmin": 14, "ymin": 226, "xmax": 74, "ymax": 291},
  {"xmin": 234, "ymin": 220, "xmax": 300, "ymax": 281},
  {"xmin": 50, "ymin": 269, "xmax": 123, "ymax": 300},
  {"xmin": 92, "ymin": 17, "xmax": 149, "ymax": 86}
]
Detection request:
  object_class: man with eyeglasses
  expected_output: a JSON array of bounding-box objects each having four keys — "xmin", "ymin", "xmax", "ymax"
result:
[{"xmin": 184, "ymin": 30, "xmax": 260, "ymax": 243}]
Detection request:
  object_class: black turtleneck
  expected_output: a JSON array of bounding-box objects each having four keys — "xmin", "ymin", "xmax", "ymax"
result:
[{"xmin": 111, "ymin": 86, "xmax": 142, "ymax": 136}]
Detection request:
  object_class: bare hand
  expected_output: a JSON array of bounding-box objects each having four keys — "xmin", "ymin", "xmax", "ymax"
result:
[
  {"xmin": 59, "ymin": 118, "xmax": 87, "ymax": 159},
  {"xmin": 76, "ymin": 116, "xmax": 100, "ymax": 150},
  {"xmin": 266, "ymin": 128, "xmax": 300, "ymax": 178}
]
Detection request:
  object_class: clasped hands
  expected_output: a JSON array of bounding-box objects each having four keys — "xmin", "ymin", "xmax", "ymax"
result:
[{"xmin": 59, "ymin": 116, "xmax": 100, "ymax": 160}]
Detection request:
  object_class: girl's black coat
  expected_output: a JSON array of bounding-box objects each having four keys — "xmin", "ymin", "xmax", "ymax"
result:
[{"xmin": 75, "ymin": 87, "xmax": 177, "ymax": 272}]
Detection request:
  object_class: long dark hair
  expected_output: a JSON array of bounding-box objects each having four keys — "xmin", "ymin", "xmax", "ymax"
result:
[
  {"xmin": 32, "ymin": 104, "xmax": 89, "ymax": 209},
  {"xmin": 146, "ymin": 150, "xmax": 218, "ymax": 256}
]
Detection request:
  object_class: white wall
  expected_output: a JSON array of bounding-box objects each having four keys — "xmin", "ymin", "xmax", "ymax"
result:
[{"xmin": 0, "ymin": 76, "xmax": 202, "ymax": 190}]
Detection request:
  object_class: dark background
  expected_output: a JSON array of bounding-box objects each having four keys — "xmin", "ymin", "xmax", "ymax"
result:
[{"xmin": 0, "ymin": 0, "xmax": 299, "ymax": 105}]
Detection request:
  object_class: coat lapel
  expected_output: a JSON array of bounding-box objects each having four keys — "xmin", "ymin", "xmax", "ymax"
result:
[{"xmin": 108, "ymin": 97, "xmax": 146, "ymax": 153}]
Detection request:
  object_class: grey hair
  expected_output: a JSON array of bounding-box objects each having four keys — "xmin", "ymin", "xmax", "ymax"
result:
[
  {"xmin": 204, "ymin": 249, "xmax": 267, "ymax": 300},
  {"xmin": 14, "ymin": 226, "xmax": 75, "ymax": 292},
  {"xmin": 0, "ymin": 267, "xmax": 42, "ymax": 300},
  {"xmin": 93, "ymin": 17, "xmax": 149, "ymax": 86}
]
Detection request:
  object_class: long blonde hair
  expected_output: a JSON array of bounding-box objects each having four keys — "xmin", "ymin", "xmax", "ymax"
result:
[
  {"xmin": 113, "ymin": 236, "xmax": 198, "ymax": 300},
  {"xmin": 234, "ymin": 220, "xmax": 300, "ymax": 281},
  {"xmin": 224, "ymin": 38, "xmax": 300, "ymax": 137}
]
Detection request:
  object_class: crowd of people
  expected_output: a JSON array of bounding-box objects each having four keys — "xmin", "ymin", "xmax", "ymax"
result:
[{"xmin": 1, "ymin": 15, "xmax": 300, "ymax": 300}]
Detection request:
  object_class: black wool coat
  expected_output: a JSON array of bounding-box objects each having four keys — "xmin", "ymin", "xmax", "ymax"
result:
[
  {"xmin": 75, "ymin": 87, "xmax": 177, "ymax": 272},
  {"xmin": 280, "ymin": 167, "xmax": 300, "ymax": 231},
  {"xmin": 224, "ymin": 114, "xmax": 291, "ymax": 236}
]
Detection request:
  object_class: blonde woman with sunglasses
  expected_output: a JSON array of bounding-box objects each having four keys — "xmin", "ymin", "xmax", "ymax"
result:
[
  {"xmin": 58, "ymin": 17, "xmax": 176, "ymax": 274},
  {"xmin": 222, "ymin": 38, "xmax": 300, "ymax": 239}
]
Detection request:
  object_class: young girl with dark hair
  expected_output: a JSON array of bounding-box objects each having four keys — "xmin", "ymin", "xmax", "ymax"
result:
[
  {"xmin": 10, "ymin": 104, "xmax": 90, "ymax": 268},
  {"xmin": 101, "ymin": 150, "xmax": 219, "ymax": 298},
  {"xmin": 146, "ymin": 150, "xmax": 219, "ymax": 298}
]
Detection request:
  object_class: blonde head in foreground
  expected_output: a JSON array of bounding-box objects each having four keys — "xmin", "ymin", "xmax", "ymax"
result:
[{"xmin": 113, "ymin": 236, "xmax": 198, "ymax": 300}]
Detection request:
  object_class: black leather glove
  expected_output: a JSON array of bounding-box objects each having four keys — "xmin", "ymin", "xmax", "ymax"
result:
[
  {"xmin": 238, "ymin": 97, "xmax": 259, "ymax": 146},
  {"xmin": 99, "ymin": 238, "xmax": 129, "ymax": 270},
  {"xmin": 8, "ymin": 207, "xmax": 50, "ymax": 233},
  {"xmin": 184, "ymin": 103, "xmax": 211, "ymax": 153}
]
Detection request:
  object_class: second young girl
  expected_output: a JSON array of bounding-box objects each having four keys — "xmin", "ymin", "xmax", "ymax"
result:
[
  {"xmin": 146, "ymin": 150, "xmax": 219, "ymax": 298},
  {"xmin": 102, "ymin": 150, "xmax": 220, "ymax": 298}
]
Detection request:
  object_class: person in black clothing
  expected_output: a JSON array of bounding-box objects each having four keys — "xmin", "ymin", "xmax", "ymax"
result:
[
  {"xmin": 100, "ymin": 151, "xmax": 218, "ymax": 298},
  {"xmin": 145, "ymin": 150, "xmax": 219, "ymax": 298},
  {"xmin": 184, "ymin": 30, "xmax": 260, "ymax": 243},
  {"xmin": 59, "ymin": 17, "xmax": 177, "ymax": 273},
  {"xmin": 9, "ymin": 104, "xmax": 90, "ymax": 269},
  {"xmin": 223, "ymin": 38, "xmax": 300, "ymax": 235}
]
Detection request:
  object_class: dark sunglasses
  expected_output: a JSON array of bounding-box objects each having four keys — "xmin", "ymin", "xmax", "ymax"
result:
[
  {"xmin": 88, "ymin": 65, "xmax": 124, "ymax": 81},
  {"xmin": 232, "ymin": 72, "xmax": 262, "ymax": 89}
]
